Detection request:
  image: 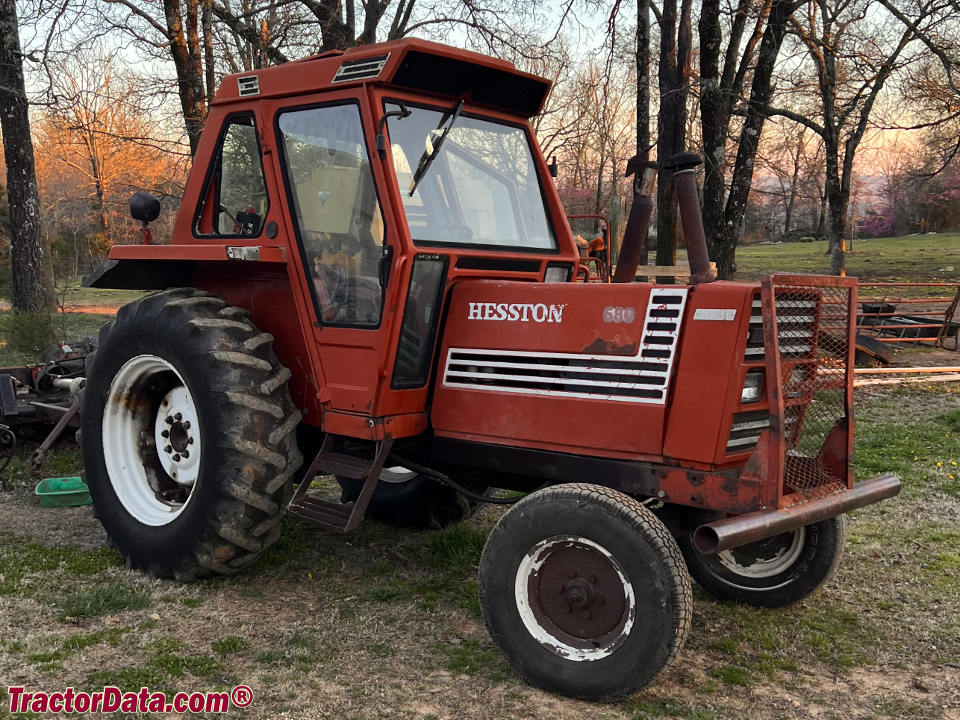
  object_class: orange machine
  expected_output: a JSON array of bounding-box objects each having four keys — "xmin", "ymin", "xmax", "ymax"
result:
[{"xmin": 81, "ymin": 39, "xmax": 899, "ymax": 700}]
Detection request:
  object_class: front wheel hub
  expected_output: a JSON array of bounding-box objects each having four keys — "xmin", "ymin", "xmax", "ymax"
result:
[{"xmin": 516, "ymin": 535, "xmax": 635, "ymax": 661}]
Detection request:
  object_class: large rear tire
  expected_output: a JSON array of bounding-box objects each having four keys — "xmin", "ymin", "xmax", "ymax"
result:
[
  {"xmin": 479, "ymin": 483, "xmax": 692, "ymax": 701},
  {"xmin": 677, "ymin": 515, "xmax": 847, "ymax": 608},
  {"xmin": 81, "ymin": 288, "xmax": 302, "ymax": 580}
]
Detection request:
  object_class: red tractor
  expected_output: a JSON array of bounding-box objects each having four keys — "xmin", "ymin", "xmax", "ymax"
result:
[{"xmin": 82, "ymin": 39, "xmax": 900, "ymax": 700}]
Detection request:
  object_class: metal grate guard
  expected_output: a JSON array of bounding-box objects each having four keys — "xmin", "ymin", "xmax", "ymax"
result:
[{"xmin": 764, "ymin": 276, "xmax": 857, "ymax": 494}]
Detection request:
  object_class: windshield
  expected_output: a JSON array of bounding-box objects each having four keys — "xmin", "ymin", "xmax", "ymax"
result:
[{"xmin": 385, "ymin": 103, "xmax": 556, "ymax": 250}]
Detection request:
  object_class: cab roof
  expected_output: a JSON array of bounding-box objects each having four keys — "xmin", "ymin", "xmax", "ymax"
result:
[{"xmin": 212, "ymin": 38, "xmax": 552, "ymax": 118}]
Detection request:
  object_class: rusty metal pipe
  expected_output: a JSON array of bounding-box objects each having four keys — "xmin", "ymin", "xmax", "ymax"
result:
[
  {"xmin": 662, "ymin": 152, "xmax": 714, "ymax": 285},
  {"xmin": 693, "ymin": 473, "xmax": 901, "ymax": 555},
  {"xmin": 612, "ymin": 165, "xmax": 656, "ymax": 283},
  {"xmin": 612, "ymin": 152, "xmax": 656, "ymax": 283}
]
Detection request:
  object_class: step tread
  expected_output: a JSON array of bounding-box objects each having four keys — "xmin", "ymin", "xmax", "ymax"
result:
[
  {"xmin": 287, "ymin": 495, "xmax": 353, "ymax": 532},
  {"xmin": 321, "ymin": 452, "xmax": 374, "ymax": 479}
]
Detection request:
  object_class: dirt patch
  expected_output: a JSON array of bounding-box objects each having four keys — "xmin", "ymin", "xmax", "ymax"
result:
[{"xmin": 0, "ymin": 491, "xmax": 104, "ymax": 550}]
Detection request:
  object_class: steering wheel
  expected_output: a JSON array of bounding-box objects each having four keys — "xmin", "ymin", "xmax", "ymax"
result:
[{"xmin": 432, "ymin": 223, "xmax": 474, "ymax": 241}]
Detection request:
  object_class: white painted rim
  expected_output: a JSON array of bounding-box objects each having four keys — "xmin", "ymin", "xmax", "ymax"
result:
[
  {"xmin": 514, "ymin": 535, "xmax": 635, "ymax": 662},
  {"xmin": 716, "ymin": 527, "xmax": 807, "ymax": 580},
  {"xmin": 102, "ymin": 355, "xmax": 200, "ymax": 526},
  {"xmin": 154, "ymin": 386, "xmax": 201, "ymax": 486},
  {"xmin": 379, "ymin": 466, "xmax": 417, "ymax": 484}
]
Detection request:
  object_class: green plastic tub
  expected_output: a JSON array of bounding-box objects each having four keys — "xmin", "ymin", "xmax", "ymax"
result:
[{"xmin": 35, "ymin": 477, "xmax": 92, "ymax": 508}]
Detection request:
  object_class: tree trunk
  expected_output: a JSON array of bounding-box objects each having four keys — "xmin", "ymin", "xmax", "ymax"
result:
[
  {"xmin": 716, "ymin": 0, "xmax": 797, "ymax": 278},
  {"xmin": 310, "ymin": 0, "xmax": 354, "ymax": 51},
  {"xmin": 783, "ymin": 136, "xmax": 802, "ymax": 234},
  {"xmin": 656, "ymin": 0, "xmax": 689, "ymax": 276},
  {"xmin": 0, "ymin": 0, "xmax": 49, "ymax": 313},
  {"xmin": 816, "ymin": 190, "xmax": 827, "ymax": 237},
  {"xmin": 699, "ymin": 0, "xmax": 726, "ymax": 265},
  {"xmin": 636, "ymin": 0, "xmax": 652, "ymax": 268},
  {"xmin": 163, "ymin": 0, "xmax": 208, "ymax": 155}
]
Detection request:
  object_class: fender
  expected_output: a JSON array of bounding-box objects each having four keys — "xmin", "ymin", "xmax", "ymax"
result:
[{"xmin": 83, "ymin": 244, "xmax": 288, "ymax": 290}]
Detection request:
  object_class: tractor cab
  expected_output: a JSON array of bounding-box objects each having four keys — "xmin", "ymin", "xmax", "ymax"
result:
[{"xmin": 88, "ymin": 39, "xmax": 580, "ymax": 438}]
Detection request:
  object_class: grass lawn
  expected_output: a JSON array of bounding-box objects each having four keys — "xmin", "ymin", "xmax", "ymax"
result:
[{"xmin": 734, "ymin": 233, "xmax": 960, "ymax": 285}]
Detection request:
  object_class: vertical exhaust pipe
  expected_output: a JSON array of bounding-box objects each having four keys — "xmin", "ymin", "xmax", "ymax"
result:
[
  {"xmin": 613, "ymin": 152, "xmax": 658, "ymax": 283},
  {"xmin": 662, "ymin": 152, "xmax": 716, "ymax": 285}
]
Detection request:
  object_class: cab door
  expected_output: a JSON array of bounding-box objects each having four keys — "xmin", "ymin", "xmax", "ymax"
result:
[{"xmin": 267, "ymin": 93, "xmax": 399, "ymax": 415}]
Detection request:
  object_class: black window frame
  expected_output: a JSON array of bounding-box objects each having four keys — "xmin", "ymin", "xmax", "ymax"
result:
[
  {"xmin": 381, "ymin": 97, "xmax": 561, "ymax": 255},
  {"xmin": 274, "ymin": 98, "xmax": 390, "ymax": 330},
  {"xmin": 390, "ymin": 253, "xmax": 449, "ymax": 390},
  {"xmin": 192, "ymin": 112, "xmax": 271, "ymax": 240}
]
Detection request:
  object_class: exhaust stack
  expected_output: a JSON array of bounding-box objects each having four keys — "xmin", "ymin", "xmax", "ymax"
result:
[
  {"xmin": 693, "ymin": 474, "xmax": 901, "ymax": 554},
  {"xmin": 662, "ymin": 152, "xmax": 716, "ymax": 285},
  {"xmin": 612, "ymin": 153, "xmax": 657, "ymax": 283}
]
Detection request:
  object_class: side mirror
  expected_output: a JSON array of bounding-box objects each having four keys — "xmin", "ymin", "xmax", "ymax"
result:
[{"xmin": 130, "ymin": 192, "xmax": 160, "ymax": 224}]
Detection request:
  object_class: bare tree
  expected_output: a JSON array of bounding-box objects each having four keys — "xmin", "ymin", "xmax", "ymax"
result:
[
  {"xmin": 0, "ymin": 0, "xmax": 49, "ymax": 313},
  {"xmin": 37, "ymin": 53, "xmax": 178, "ymax": 268},
  {"xmin": 655, "ymin": 0, "xmax": 692, "ymax": 274},
  {"xmin": 767, "ymin": 0, "xmax": 921, "ymax": 274},
  {"xmin": 699, "ymin": 0, "xmax": 777, "ymax": 276}
]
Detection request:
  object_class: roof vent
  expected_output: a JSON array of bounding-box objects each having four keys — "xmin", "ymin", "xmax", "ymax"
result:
[
  {"xmin": 332, "ymin": 53, "xmax": 390, "ymax": 83},
  {"xmin": 237, "ymin": 76, "xmax": 260, "ymax": 96}
]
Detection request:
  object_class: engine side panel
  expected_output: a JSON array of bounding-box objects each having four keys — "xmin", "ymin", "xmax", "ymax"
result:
[
  {"xmin": 663, "ymin": 282, "xmax": 763, "ymax": 466},
  {"xmin": 431, "ymin": 280, "xmax": 689, "ymax": 459}
]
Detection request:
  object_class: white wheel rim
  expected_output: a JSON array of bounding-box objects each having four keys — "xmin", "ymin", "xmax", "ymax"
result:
[
  {"xmin": 379, "ymin": 466, "xmax": 417, "ymax": 484},
  {"xmin": 514, "ymin": 535, "xmax": 635, "ymax": 662},
  {"xmin": 716, "ymin": 527, "xmax": 807, "ymax": 579},
  {"xmin": 102, "ymin": 355, "xmax": 201, "ymax": 526}
]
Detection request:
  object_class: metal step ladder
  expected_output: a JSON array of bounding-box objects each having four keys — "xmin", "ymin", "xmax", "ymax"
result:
[{"xmin": 286, "ymin": 434, "xmax": 394, "ymax": 533}]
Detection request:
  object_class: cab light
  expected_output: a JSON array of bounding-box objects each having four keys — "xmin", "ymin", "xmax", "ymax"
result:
[
  {"xmin": 741, "ymin": 371, "xmax": 764, "ymax": 404},
  {"xmin": 544, "ymin": 264, "xmax": 572, "ymax": 283}
]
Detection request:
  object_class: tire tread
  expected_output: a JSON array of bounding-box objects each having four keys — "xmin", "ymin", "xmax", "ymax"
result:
[{"xmin": 83, "ymin": 287, "xmax": 302, "ymax": 581}]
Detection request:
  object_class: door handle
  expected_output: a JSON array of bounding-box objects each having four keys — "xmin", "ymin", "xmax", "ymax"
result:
[{"xmin": 379, "ymin": 245, "xmax": 393, "ymax": 288}]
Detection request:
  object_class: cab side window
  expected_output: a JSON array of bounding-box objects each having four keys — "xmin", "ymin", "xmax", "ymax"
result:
[
  {"xmin": 277, "ymin": 103, "xmax": 385, "ymax": 327},
  {"xmin": 195, "ymin": 116, "xmax": 269, "ymax": 237}
]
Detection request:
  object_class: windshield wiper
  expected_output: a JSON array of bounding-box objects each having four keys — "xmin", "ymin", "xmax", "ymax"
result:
[{"xmin": 408, "ymin": 99, "xmax": 465, "ymax": 197}]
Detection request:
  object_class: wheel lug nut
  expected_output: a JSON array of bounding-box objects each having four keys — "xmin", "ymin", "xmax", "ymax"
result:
[
  {"xmin": 564, "ymin": 606, "xmax": 571, "ymax": 613},
  {"xmin": 165, "ymin": 416, "xmax": 174, "ymax": 425},
  {"xmin": 588, "ymin": 574, "xmax": 597, "ymax": 584},
  {"xmin": 174, "ymin": 413, "xmax": 182, "ymax": 421},
  {"xmin": 164, "ymin": 445, "xmax": 172, "ymax": 454},
  {"xmin": 558, "ymin": 584, "xmax": 564, "ymax": 593},
  {"xmin": 596, "ymin": 594, "xmax": 605, "ymax": 606},
  {"xmin": 583, "ymin": 611, "xmax": 591, "ymax": 619},
  {"xmin": 187, "ymin": 437, "xmax": 194, "ymax": 445},
  {"xmin": 161, "ymin": 430, "xmax": 170, "ymax": 438},
  {"xmin": 181, "ymin": 450, "xmax": 189, "ymax": 459},
  {"xmin": 173, "ymin": 454, "xmax": 181, "ymax": 462},
  {"xmin": 183, "ymin": 421, "xmax": 191, "ymax": 430},
  {"xmin": 568, "ymin": 570, "xmax": 577, "ymax": 578}
]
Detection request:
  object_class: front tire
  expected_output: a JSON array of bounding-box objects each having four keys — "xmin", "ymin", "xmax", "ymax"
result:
[
  {"xmin": 479, "ymin": 484, "xmax": 692, "ymax": 701},
  {"xmin": 81, "ymin": 288, "xmax": 302, "ymax": 580},
  {"xmin": 678, "ymin": 515, "xmax": 847, "ymax": 608}
]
